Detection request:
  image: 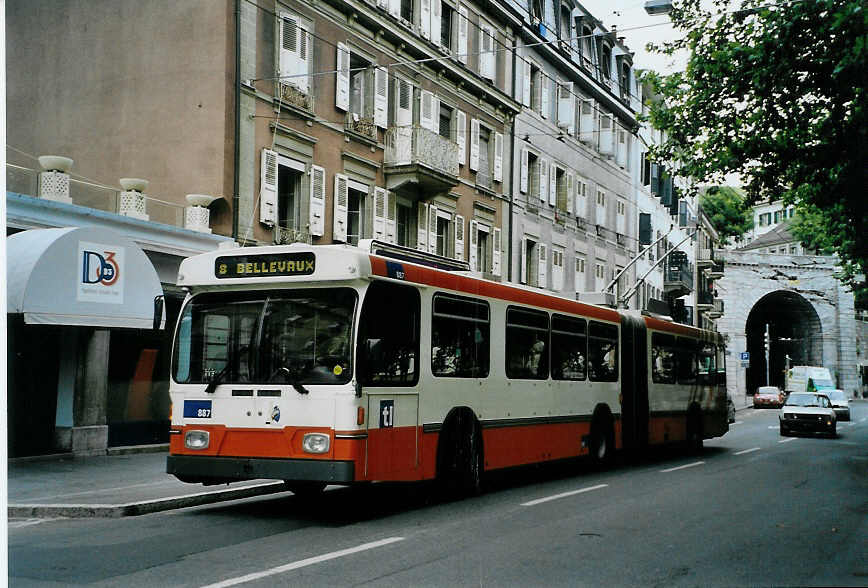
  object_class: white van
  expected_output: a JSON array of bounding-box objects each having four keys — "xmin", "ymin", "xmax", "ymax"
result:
[{"xmin": 785, "ymin": 366, "xmax": 835, "ymax": 394}]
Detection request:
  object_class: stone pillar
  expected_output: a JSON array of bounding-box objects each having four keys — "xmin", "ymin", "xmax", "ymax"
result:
[{"xmin": 72, "ymin": 328, "xmax": 110, "ymax": 455}]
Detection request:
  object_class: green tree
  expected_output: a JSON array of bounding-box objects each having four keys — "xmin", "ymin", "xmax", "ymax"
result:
[
  {"xmin": 645, "ymin": 0, "xmax": 867, "ymax": 297},
  {"xmin": 699, "ymin": 186, "xmax": 753, "ymax": 246}
]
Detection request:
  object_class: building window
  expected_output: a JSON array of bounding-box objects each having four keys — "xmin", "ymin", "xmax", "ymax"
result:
[
  {"xmin": 439, "ymin": 103, "xmax": 453, "ymax": 139},
  {"xmin": 277, "ymin": 163, "xmax": 303, "ymax": 230},
  {"xmin": 528, "ymin": 151, "xmax": 540, "ymax": 201},
  {"xmin": 575, "ymin": 254, "xmax": 586, "ymax": 292},
  {"xmin": 594, "ymin": 261, "xmax": 606, "ymax": 292},
  {"xmin": 349, "ymin": 53, "xmax": 371, "ymax": 119},
  {"xmin": 552, "ymin": 248, "xmax": 565, "ymax": 291},
  {"xmin": 347, "ymin": 185, "xmax": 367, "ymax": 246},
  {"xmin": 401, "ymin": 0, "xmax": 413, "ymax": 22},
  {"xmin": 441, "ymin": 2, "xmax": 454, "ymax": 49},
  {"xmin": 436, "ymin": 215, "xmax": 451, "ymax": 257},
  {"xmin": 580, "ymin": 24, "xmax": 595, "ymax": 70},
  {"xmin": 555, "ymin": 167, "xmax": 569, "ymax": 213},
  {"xmin": 396, "ymin": 200, "xmax": 415, "ymax": 247},
  {"xmin": 476, "ymin": 227, "xmax": 489, "ymax": 273},
  {"xmin": 600, "ymin": 43, "xmax": 612, "ymax": 81},
  {"xmin": 530, "ymin": 63, "xmax": 543, "ymax": 115},
  {"xmin": 619, "ymin": 61, "xmax": 631, "ymax": 101}
]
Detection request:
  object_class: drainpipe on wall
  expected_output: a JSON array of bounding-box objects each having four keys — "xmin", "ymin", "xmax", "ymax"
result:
[
  {"xmin": 232, "ymin": 0, "xmax": 242, "ymax": 242},
  {"xmin": 507, "ymin": 32, "xmax": 518, "ymax": 283}
]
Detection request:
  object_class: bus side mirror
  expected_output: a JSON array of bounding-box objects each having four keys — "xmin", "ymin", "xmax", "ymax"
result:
[{"xmin": 153, "ymin": 295, "xmax": 165, "ymax": 331}]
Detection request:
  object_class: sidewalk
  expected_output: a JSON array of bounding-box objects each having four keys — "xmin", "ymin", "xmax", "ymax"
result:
[{"xmin": 7, "ymin": 449, "xmax": 289, "ymax": 519}]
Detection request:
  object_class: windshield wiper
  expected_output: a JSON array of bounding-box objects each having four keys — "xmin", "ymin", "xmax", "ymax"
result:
[
  {"xmin": 204, "ymin": 362, "xmax": 231, "ymax": 394},
  {"xmin": 272, "ymin": 366, "xmax": 309, "ymax": 395}
]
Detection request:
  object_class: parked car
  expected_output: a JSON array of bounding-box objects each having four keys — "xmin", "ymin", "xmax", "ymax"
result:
[
  {"xmin": 754, "ymin": 385, "xmax": 786, "ymax": 408},
  {"xmin": 779, "ymin": 392, "xmax": 837, "ymax": 437},
  {"xmin": 727, "ymin": 394, "xmax": 736, "ymax": 423},
  {"xmin": 825, "ymin": 389, "xmax": 850, "ymax": 421}
]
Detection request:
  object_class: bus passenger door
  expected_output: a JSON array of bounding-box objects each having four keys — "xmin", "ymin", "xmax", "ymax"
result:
[{"xmin": 365, "ymin": 393, "xmax": 420, "ymax": 481}]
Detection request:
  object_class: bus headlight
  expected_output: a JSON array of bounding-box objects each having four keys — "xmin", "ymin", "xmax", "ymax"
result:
[
  {"xmin": 185, "ymin": 430, "xmax": 210, "ymax": 450},
  {"xmin": 302, "ymin": 433, "xmax": 330, "ymax": 454}
]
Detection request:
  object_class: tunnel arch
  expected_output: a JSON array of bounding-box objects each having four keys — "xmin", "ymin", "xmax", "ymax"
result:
[{"xmin": 744, "ymin": 290, "xmax": 822, "ymax": 394}]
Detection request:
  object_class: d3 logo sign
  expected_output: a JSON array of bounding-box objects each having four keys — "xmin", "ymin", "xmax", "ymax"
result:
[{"xmin": 81, "ymin": 250, "xmax": 120, "ymax": 286}]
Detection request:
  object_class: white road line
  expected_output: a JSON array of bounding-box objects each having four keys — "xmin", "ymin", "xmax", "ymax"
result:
[
  {"xmin": 734, "ymin": 447, "xmax": 761, "ymax": 456},
  {"xmin": 660, "ymin": 461, "xmax": 704, "ymax": 473},
  {"xmin": 778, "ymin": 437, "xmax": 797, "ymax": 444},
  {"xmin": 200, "ymin": 537, "xmax": 405, "ymax": 588},
  {"xmin": 521, "ymin": 484, "xmax": 608, "ymax": 506},
  {"xmin": 24, "ymin": 480, "xmax": 181, "ymax": 501},
  {"xmin": 731, "ymin": 420, "xmax": 744, "ymax": 425},
  {"xmin": 767, "ymin": 425, "xmax": 778, "ymax": 429}
]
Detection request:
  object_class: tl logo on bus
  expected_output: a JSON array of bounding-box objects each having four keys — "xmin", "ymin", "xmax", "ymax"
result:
[{"xmin": 81, "ymin": 250, "xmax": 120, "ymax": 286}]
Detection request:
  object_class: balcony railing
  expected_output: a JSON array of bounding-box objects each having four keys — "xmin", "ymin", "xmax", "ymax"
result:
[
  {"xmin": 278, "ymin": 83, "xmax": 314, "ymax": 112},
  {"xmin": 475, "ymin": 170, "xmax": 493, "ymax": 191},
  {"xmin": 664, "ymin": 260, "xmax": 694, "ymax": 293},
  {"xmin": 345, "ymin": 112, "xmax": 377, "ymax": 141},
  {"xmin": 384, "ymin": 126, "xmax": 459, "ymax": 178},
  {"xmin": 6, "ymin": 163, "xmax": 185, "ymax": 227}
]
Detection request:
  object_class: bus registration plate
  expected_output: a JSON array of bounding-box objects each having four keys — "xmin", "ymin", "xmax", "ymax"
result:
[{"xmin": 184, "ymin": 400, "xmax": 213, "ymax": 419}]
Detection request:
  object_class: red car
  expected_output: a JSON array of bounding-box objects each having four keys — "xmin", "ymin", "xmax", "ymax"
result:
[{"xmin": 754, "ymin": 386, "xmax": 786, "ymax": 408}]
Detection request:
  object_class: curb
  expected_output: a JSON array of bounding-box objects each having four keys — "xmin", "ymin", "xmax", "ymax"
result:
[{"xmin": 8, "ymin": 481, "xmax": 289, "ymax": 519}]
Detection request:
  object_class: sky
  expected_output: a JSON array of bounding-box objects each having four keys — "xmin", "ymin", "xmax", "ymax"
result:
[{"xmin": 578, "ymin": 0, "xmax": 687, "ymax": 74}]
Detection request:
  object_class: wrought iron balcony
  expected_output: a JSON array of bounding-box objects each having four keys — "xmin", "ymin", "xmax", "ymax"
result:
[
  {"xmin": 664, "ymin": 258, "xmax": 694, "ymax": 297},
  {"xmin": 384, "ymin": 126, "xmax": 459, "ymax": 194},
  {"xmin": 697, "ymin": 247, "xmax": 715, "ymax": 268}
]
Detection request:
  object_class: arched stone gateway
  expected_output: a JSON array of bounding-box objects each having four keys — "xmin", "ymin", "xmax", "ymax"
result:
[
  {"xmin": 716, "ymin": 250, "xmax": 859, "ymax": 406},
  {"xmin": 745, "ymin": 291, "xmax": 822, "ymax": 392}
]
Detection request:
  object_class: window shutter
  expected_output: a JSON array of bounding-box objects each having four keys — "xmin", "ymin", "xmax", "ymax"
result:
[
  {"xmin": 454, "ymin": 214, "xmax": 465, "ymax": 261},
  {"xmin": 522, "ymin": 60, "xmax": 531, "ymax": 107},
  {"xmin": 458, "ymin": 6, "xmax": 469, "ymax": 63},
  {"xmin": 520, "ymin": 147, "xmax": 528, "ymax": 193},
  {"xmin": 385, "ymin": 191, "xmax": 397, "ymax": 243},
  {"xmin": 456, "ymin": 110, "xmax": 467, "ymax": 166},
  {"xmin": 373, "ymin": 187, "xmax": 387, "ymax": 239},
  {"xmin": 557, "ymin": 82, "xmax": 574, "ymax": 132},
  {"xmin": 279, "ymin": 14, "xmax": 299, "ymax": 91},
  {"xmin": 540, "ymin": 74, "xmax": 549, "ymax": 119},
  {"xmin": 579, "ymin": 99, "xmax": 594, "ymax": 143},
  {"xmin": 374, "ymin": 67, "xmax": 388, "ymax": 128},
  {"xmin": 492, "ymin": 227, "xmax": 501, "ymax": 276},
  {"xmin": 566, "ymin": 172, "xmax": 574, "ymax": 215},
  {"xmin": 538, "ymin": 243, "xmax": 547, "ymax": 289},
  {"xmin": 296, "ymin": 22, "xmax": 310, "ymax": 93},
  {"xmin": 259, "ymin": 148, "xmax": 278, "ymax": 227},
  {"xmin": 548, "ymin": 162, "xmax": 557, "ymax": 206},
  {"xmin": 333, "ymin": 174, "xmax": 349, "ymax": 242},
  {"xmin": 431, "ymin": 0, "xmax": 442, "ymax": 47},
  {"xmin": 309, "ymin": 165, "xmax": 325, "ymax": 236},
  {"xmin": 420, "ymin": 0, "xmax": 431, "ymax": 39},
  {"xmin": 428, "ymin": 204, "xmax": 438, "ymax": 254},
  {"xmin": 432, "ymin": 96, "xmax": 441, "ymax": 132},
  {"xmin": 480, "ymin": 26, "xmax": 495, "ymax": 80},
  {"xmin": 493, "ymin": 132, "xmax": 503, "ymax": 182},
  {"xmin": 396, "ymin": 79, "xmax": 413, "ymax": 127},
  {"xmin": 420, "ymin": 90, "xmax": 434, "ymax": 131},
  {"xmin": 520, "ymin": 237, "xmax": 528, "ymax": 284},
  {"xmin": 599, "ymin": 113, "xmax": 614, "ymax": 155},
  {"xmin": 388, "ymin": 0, "xmax": 401, "ymax": 17},
  {"xmin": 468, "ymin": 219, "xmax": 478, "ymax": 271},
  {"xmin": 539, "ymin": 157, "xmax": 548, "ymax": 203},
  {"xmin": 336, "ymin": 43, "xmax": 350, "ymax": 111},
  {"xmin": 417, "ymin": 202, "xmax": 429, "ymax": 251},
  {"xmin": 469, "ymin": 118, "xmax": 480, "ymax": 171}
]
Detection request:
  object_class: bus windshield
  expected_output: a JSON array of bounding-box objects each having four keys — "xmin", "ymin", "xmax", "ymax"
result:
[{"xmin": 173, "ymin": 288, "xmax": 356, "ymax": 386}]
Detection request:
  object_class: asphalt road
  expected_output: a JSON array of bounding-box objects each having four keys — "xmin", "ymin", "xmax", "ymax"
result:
[{"xmin": 10, "ymin": 402, "xmax": 868, "ymax": 587}]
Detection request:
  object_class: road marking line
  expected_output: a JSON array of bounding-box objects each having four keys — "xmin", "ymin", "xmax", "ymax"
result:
[
  {"xmin": 778, "ymin": 437, "xmax": 797, "ymax": 444},
  {"xmin": 734, "ymin": 447, "xmax": 761, "ymax": 455},
  {"xmin": 767, "ymin": 425, "xmax": 778, "ymax": 429},
  {"xmin": 200, "ymin": 537, "xmax": 405, "ymax": 588},
  {"xmin": 732, "ymin": 420, "xmax": 744, "ymax": 425},
  {"xmin": 660, "ymin": 461, "xmax": 704, "ymax": 473},
  {"xmin": 521, "ymin": 484, "xmax": 608, "ymax": 506}
]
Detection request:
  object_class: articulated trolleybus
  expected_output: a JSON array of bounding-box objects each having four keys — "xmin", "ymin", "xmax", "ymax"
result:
[{"xmin": 167, "ymin": 241, "xmax": 728, "ymax": 495}]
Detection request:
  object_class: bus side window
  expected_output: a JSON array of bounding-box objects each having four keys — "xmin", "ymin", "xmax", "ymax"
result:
[
  {"xmin": 505, "ymin": 307, "xmax": 549, "ymax": 380},
  {"xmin": 651, "ymin": 332, "xmax": 676, "ymax": 384},
  {"xmin": 588, "ymin": 321, "xmax": 618, "ymax": 382},
  {"xmin": 431, "ymin": 294, "xmax": 490, "ymax": 378},
  {"xmin": 358, "ymin": 282, "xmax": 420, "ymax": 386},
  {"xmin": 551, "ymin": 314, "xmax": 586, "ymax": 381},
  {"xmin": 676, "ymin": 337, "xmax": 699, "ymax": 385}
]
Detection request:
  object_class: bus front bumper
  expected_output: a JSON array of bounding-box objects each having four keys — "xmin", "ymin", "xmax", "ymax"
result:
[{"xmin": 167, "ymin": 455, "xmax": 355, "ymax": 485}]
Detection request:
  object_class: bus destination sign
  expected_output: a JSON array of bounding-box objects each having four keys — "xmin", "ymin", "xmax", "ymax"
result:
[{"xmin": 215, "ymin": 252, "xmax": 315, "ymax": 278}]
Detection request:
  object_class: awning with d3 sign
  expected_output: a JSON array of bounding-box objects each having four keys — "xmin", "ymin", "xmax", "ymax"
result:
[{"xmin": 7, "ymin": 226, "xmax": 165, "ymax": 329}]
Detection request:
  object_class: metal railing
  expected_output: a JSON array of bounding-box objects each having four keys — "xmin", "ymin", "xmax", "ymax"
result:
[
  {"xmin": 384, "ymin": 126, "xmax": 459, "ymax": 177},
  {"xmin": 6, "ymin": 163, "xmax": 185, "ymax": 227}
]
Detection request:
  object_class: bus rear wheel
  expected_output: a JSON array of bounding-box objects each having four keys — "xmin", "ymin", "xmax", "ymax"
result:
[
  {"xmin": 589, "ymin": 413, "xmax": 614, "ymax": 467},
  {"xmin": 438, "ymin": 411, "xmax": 483, "ymax": 498}
]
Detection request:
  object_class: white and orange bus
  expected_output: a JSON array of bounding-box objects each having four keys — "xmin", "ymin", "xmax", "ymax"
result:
[{"xmin": 167, "ymin": 241, "xmax": 728, "ymax": 495}]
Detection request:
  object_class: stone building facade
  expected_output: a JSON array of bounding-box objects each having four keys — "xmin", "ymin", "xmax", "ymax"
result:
[{"xmin": 717, "ymin": 250, "xmax": 859, "ymax": 406}]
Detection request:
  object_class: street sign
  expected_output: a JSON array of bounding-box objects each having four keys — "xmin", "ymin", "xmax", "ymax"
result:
[{"xmin": 740, "ymin": 352, "xmax": 750, "ymax": 361}]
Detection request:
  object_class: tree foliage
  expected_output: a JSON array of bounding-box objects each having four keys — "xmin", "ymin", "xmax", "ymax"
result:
[
  {"xmin": 645, "ymin": 0, "xmax": 867, "ymax": 297},
  {"xmin": 699, "ymin": 186, "xmax": 753, "ymax": 245}
]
